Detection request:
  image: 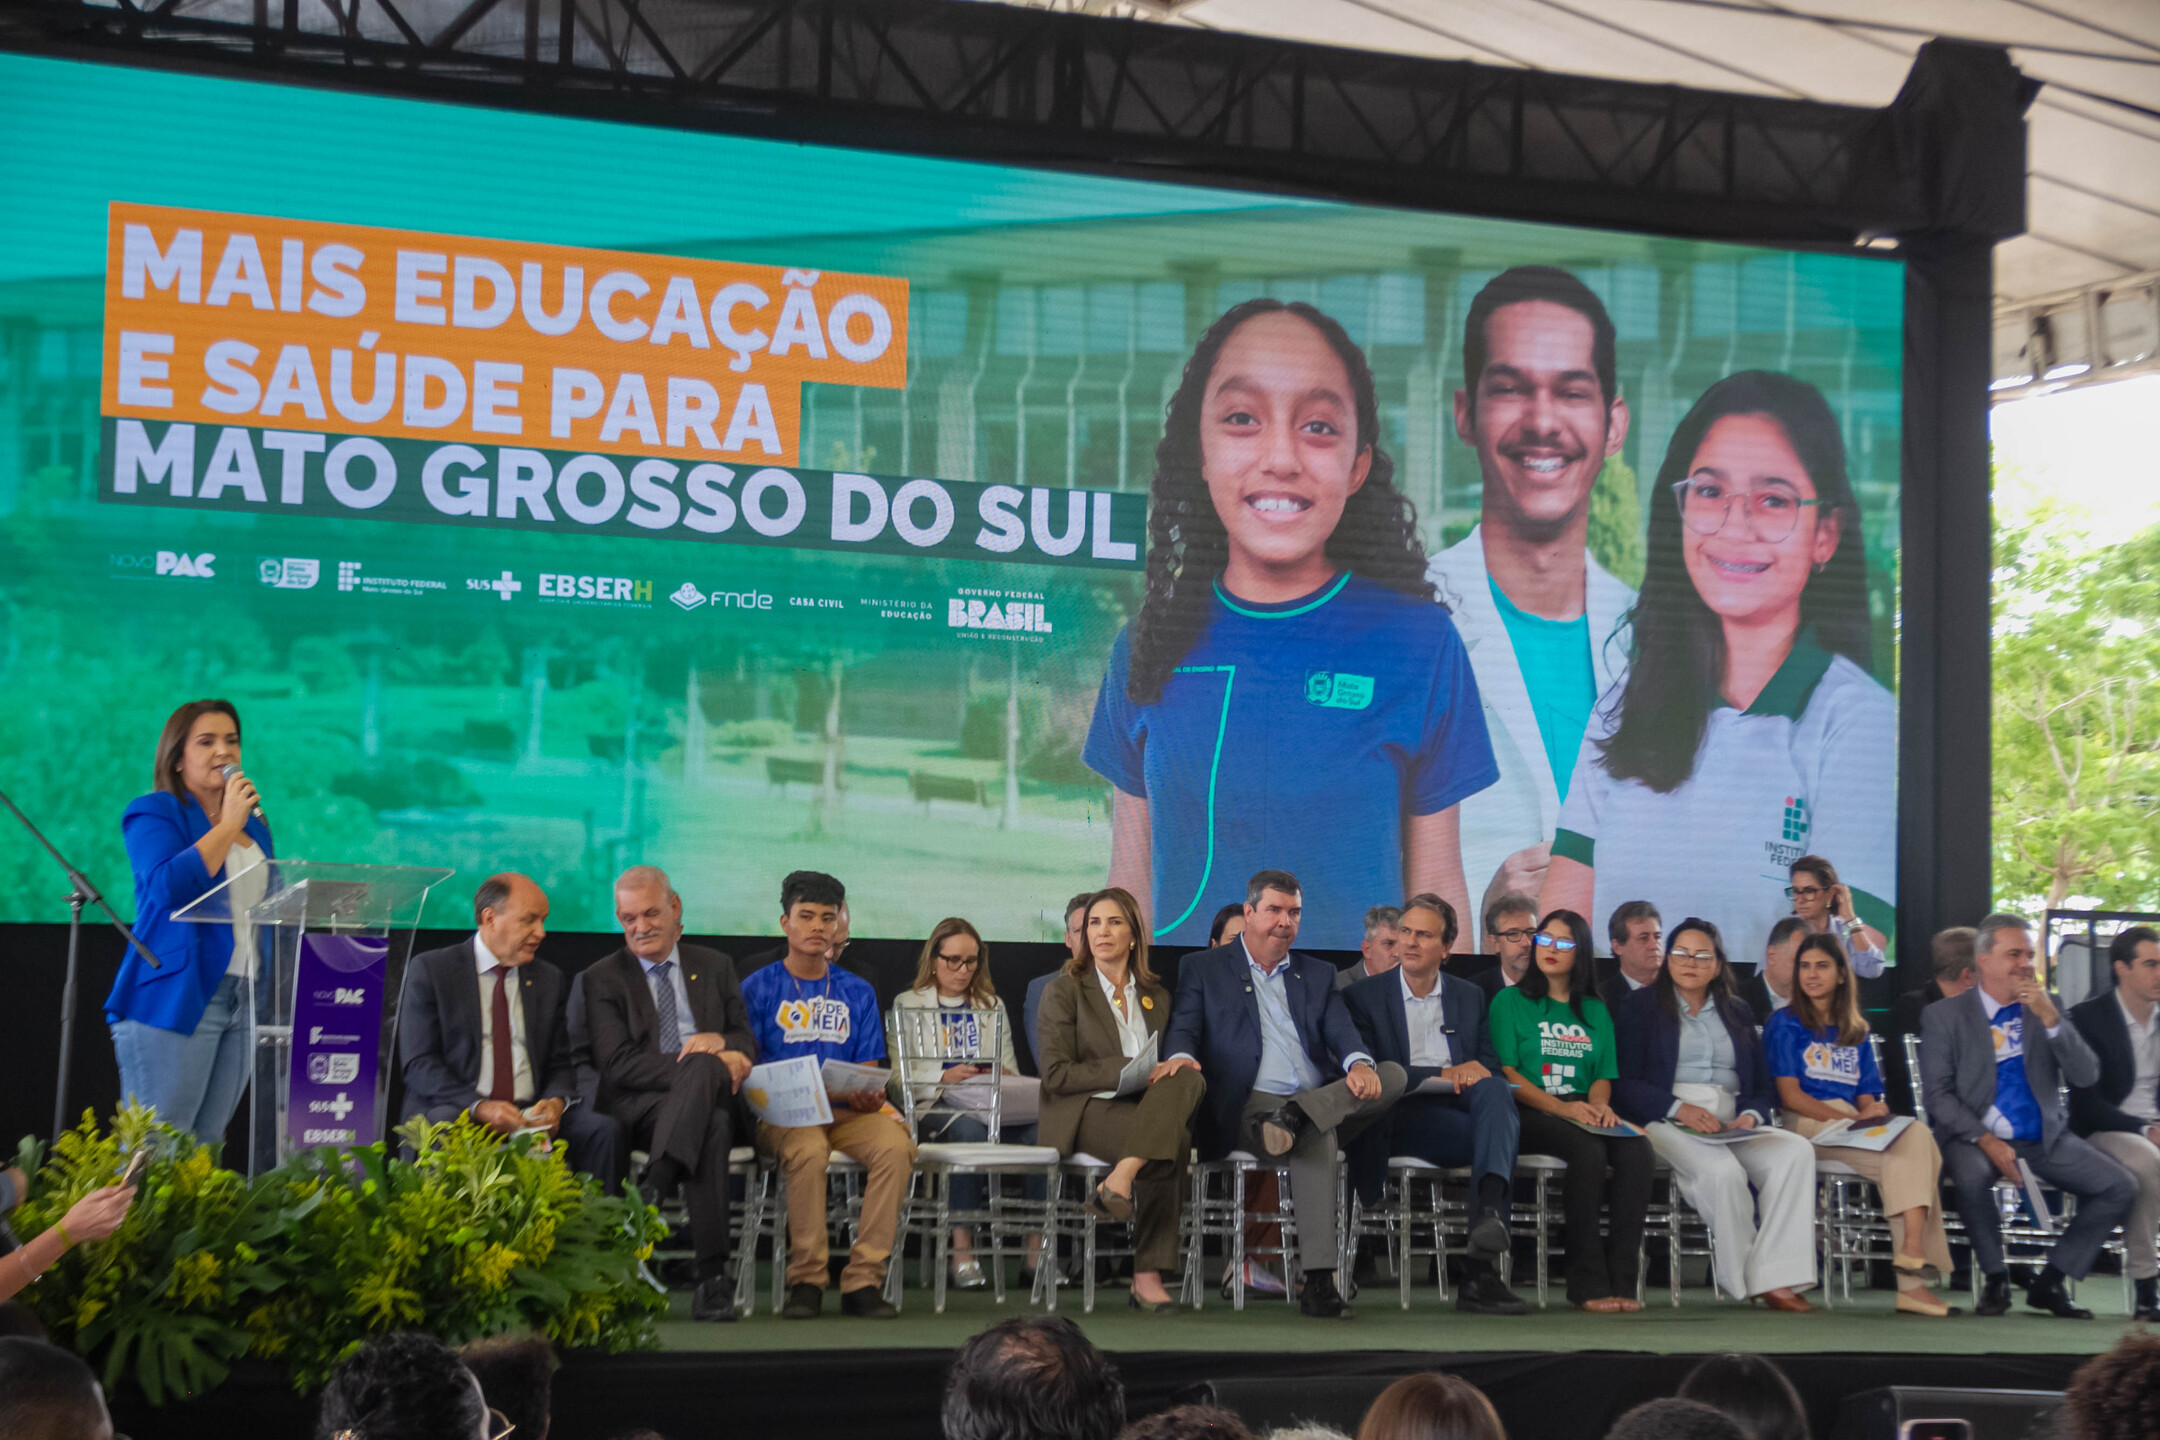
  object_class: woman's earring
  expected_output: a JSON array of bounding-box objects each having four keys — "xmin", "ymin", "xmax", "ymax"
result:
[{"xmin": 1812, "ymin": 559, "xmax": 1827, "ymax": 575}]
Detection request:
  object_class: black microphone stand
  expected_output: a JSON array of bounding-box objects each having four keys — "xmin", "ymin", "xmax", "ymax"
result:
[{"xmin": 0, "ymin": 785, "xmax": 159, "ymax": 1139}]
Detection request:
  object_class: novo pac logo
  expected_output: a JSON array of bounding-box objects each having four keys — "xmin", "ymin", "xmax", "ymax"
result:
[
  {"xmin": 259, "ymin": 558, "xmax": 320, "ymax": 589},
  {"xmin": 156, "ymin": 551, "xmax": 216, "ymax": 578}
]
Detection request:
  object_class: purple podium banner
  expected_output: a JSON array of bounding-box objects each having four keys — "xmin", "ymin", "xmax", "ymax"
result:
[{"xmin": 287, "ymin": 934, "xmax": 389, "ymax": 1150}]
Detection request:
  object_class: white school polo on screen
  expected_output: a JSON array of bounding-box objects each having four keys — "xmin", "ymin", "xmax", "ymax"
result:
[{"xmin": 1552, "ymin": 630, "xmax": 1896, "ymax": 970}]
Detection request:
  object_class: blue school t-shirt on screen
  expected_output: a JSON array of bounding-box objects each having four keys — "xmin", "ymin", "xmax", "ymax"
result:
[{"xmin": 1085, "ymin": 572, "xmax": 1498, "ymax": 950}]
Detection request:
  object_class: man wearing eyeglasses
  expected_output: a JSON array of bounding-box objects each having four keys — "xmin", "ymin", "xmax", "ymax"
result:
[
  {"xmin": 1472, "ymin": 891, "xmax": 1540, "ymax": 1000},
  {"xmin": 1425, "ymin": 267, "xmax": 1635, "ymax": 920}
]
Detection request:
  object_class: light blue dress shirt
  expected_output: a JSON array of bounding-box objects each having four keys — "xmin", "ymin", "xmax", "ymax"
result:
[
  {"xmin": 638, "ymin": 947, "xmax": 699, "ymax": 1049},
  {"xmin": 1673, "ymin": 1000, "xmax": 1740, "ymax": 1093},
  {"xmin": 1250, "ymin": 953, "xmax": 1327, "ymax": 1096}
]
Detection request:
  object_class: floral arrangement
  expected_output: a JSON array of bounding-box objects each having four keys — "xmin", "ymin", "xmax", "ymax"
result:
[{"xmin": 11, "ymin": 1107, "xmax": 671, "ymax": 1402}]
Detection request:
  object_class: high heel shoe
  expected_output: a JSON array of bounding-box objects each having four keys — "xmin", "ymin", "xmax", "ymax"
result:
[
  {"xmin": 950, "ymin": 1258, "xmax": 987, "ymax": 1290},
  {"xmin": 1086, "ymin": 1182, "xmax": 1134, "ymax": 1223},
  {"xmin": 1751, "ymin": 1291, "xmax": 1815, "ymax": 1313},
  {"xmin": 1128, "ymin": 1290, "xmax": 1180, "ymax": 1314}
]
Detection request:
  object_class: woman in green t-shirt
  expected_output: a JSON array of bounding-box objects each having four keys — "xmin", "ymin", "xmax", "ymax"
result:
[{"xmin": 1489, "ymin": 908, "xmax": 1656, "ymax": 1311}]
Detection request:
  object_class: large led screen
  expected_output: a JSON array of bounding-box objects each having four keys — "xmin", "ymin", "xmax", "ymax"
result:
[{"xmin": 0, "ymin": 54, "xmax": 1903, "ymax": 955}]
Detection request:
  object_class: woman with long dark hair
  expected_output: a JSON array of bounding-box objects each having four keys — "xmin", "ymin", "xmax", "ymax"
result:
[
  {"xmin": 1613, "ymin": 919, "xmax": 1818, "ymax": 1310},
  {"xmin": 1487, "ymin": 908, "xmax": 1653, "ymax": 1310},
  {"xmin": 107, "ymin": 699, "xmax": 272, "ymax": 1145},
  {"xmin": 1085, "ymin": 299, "xmax": 1497, "ymax": 949},
  {"xmin": 1542, "ymin": 370, "xmax": 1893, "ymax": 967}
]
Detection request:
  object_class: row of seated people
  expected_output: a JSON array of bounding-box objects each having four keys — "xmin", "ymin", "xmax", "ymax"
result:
[{"xmin": 393, "ymin": 859, "xmax": 2158, "ymax": 1325}]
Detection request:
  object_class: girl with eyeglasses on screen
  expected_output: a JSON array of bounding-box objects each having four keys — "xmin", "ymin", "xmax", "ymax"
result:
[{"xmin": 1540, "ymin": 371, "xmax": 1893, "ymax": 973}]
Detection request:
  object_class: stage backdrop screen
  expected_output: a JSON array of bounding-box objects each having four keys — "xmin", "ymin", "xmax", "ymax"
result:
[{"xmin": 0, "ymin": 53, "xmax": 1903, "ymax": 955}]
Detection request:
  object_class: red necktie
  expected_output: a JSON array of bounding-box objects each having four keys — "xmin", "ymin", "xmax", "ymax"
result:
[{"xmin": 489, "ymin": 967, "xmax": 516, "ymax": 1102}]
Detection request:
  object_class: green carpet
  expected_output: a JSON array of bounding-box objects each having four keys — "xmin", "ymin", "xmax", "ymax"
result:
[{"xmin": 655, "ymin": 1272, "xmax": 2142, "ymax": 1354}]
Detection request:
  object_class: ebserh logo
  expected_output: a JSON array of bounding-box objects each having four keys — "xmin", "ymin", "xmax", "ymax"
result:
[
  {"xmin": 156, "ymin": 551, "xmax": 215, "ymax": 578},
  {"xmin": 259, "ymin": 558, "xmax": 320, "ymax": 590},
  {"xmin": 465, "ymin": 571, "xmax": 523, "ymax": 601},
  {"xmin": 669, "ymin": 583, "xmax": 708, "ymax": 611},
  {"xmin": 338, "ymin": 562, "xmax": 362, "ymax": 592}
]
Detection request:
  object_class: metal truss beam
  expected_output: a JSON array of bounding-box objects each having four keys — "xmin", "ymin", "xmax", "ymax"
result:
[{"xmin": 0, "ymin": 0, "xmax": 2022, "ymax": 251}]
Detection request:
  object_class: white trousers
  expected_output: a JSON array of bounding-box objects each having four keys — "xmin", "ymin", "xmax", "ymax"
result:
[{"xmin": 1647, "ymin": 1085, "xmax": 1818, "ymax": 1299}]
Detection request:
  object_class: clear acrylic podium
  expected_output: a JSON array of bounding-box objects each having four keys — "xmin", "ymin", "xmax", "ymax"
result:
[{"xmin": 174, "ymin": 860, "xmax": 451, "ymax": 1175}]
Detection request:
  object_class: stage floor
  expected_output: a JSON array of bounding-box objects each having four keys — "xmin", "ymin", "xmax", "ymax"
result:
[{"xmin": 654, "ymin": 1270, "xmax": 2144, "ymax": 1354}]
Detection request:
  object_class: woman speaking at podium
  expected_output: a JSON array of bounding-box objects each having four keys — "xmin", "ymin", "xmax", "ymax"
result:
[{"xmin": 105, "ymin": 699, "xmax": 273, "ymax": 1145}]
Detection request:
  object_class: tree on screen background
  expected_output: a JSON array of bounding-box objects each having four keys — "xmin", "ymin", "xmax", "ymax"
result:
[{"xmin": 1992, "ymin": 504, "xmax": 2160, "ymax": 913}]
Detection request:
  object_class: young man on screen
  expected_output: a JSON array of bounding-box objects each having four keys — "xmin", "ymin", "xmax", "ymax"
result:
[
  {"xmin": 741, "ymin": 870, "xmax": 914, "ymax": 1320},
  {"xmin": 1427, "ymin": 267, "xmax": 1635, "ymax": 913}
]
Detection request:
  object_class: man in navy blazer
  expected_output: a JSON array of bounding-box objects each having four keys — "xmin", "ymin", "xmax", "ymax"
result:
[
  {"xmin": 2067, "ymin": 925, "xmax": 2160, "ymax": 1321},
  {"xmin": 398, "ymin": 874, "xmax": 626, "ymax": 1192},
  {"xmin": 1342, "ymin": 898, "xmax": 1526, "ymax": 1315},
  {"xmin": 1157, "ymin": 869, "xmax": 1408, "ymax": 1318}
]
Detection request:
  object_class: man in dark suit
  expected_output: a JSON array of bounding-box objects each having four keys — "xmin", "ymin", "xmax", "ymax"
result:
[
  {"xmin": 398, "ymin": 873, "xmax": 626, "ymax": 1188},
  {"xmin": 1156, "ymin": 868, "xmax": 1408, "ymax": 1319},
  {"xmin": 1735, "ymin": 917, "xmax": 1809, "ymax": 1025},
  {"xmin": 1921, "ymin": 912, "xmax": 2134, "ymax": 1319},
  {"xmin": 1593, "ymin": 900, "xmax": 1661, "ymax": 1003},
  {"xmin": 1335, "ymin": 906, "xmax": 1404, "ymax": 991},
  {"xmin": 1343, "ymin": 898, "xmax": 1526, "ymax": 1315},
  {"xmin": 1883, "ymin": 926, "xmax": 1979, "ymax": 1114},
  {"xmin": 582, "ymin": 864, "xmax": 757, "ymax": 1323},
  {"xmin": 2068, "ymin": 925, "xmax": 2160, "ymax": 1322}
]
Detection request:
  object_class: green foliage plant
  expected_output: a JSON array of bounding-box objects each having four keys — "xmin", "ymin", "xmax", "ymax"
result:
[{"xmin": 12, "ymin": 1110, "xmax": 670, "ymax": 1403}]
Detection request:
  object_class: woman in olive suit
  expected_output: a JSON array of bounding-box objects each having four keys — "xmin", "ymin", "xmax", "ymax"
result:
[{"xmin": 1037, "ymin": 886, "xmax": 1204, "ymax": 1312}]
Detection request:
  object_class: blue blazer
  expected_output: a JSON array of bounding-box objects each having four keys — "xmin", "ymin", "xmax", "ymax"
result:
[
  {"xmin": 1164, "ymin": 938, "xmax": 1372, "ymax": 1159},
  {"xmin": 1341, "ymin": 968, "xmax": 1501, "ymax": 1087},
  {"xmin": 1610, "ymin": 983, "xmax": 1777, "ymax": 1127},
  {"xmin": 107, "ymin": 790, "xmax": 274, "ymax": 1034}
]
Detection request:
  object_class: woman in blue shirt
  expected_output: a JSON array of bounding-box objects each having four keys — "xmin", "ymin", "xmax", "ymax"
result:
[
  {"xmin": 108, "ymin": 700, "xmax": 272, "ymax": 1145},
  {"xmin": 1766, "ymin": 932, "xmax": 1953, "ymax": 1315},
  {"xmin": 1086, "ymin": 299, "xmax": 1498, "ymax": 950}
]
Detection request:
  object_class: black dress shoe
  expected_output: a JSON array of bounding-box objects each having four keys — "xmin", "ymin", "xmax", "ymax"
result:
[
  {"xmin": 1975, "ymin": 1273, "xmax": 2013, "ymax": 1317},
  {"xmin": 1299, "ymin": 1269, "xmax": 1353, "ymax": 1319},
  {"xmin": 691, "ymin": 1275, "xmax": 738, "ymax": 1322},
  {"xmin": 2025, "ymin": 1275, "xmax": 2094, "ymax": 1319},
  {"xmin": 1455, "ymin": 1267, "xmax": 1529, "ymax": 1316},
  {"xmin": 781, "ymin": 1282, "xmax": 824, "ymax": 1319},
  {"xmin": 1468, "ymin": 1213, "xmax": 1510, "ymax": 1261},
  {"xmin": 1258, "ymin": 1101, "xmax": 1313, "ymax": 1157},
  {"xmin": 840, "ymin": 1286, "xmax": 899, "ymax": 1319}
]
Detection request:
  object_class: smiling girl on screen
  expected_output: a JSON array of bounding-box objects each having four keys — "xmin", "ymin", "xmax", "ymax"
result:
[
  {"xmin": 1542, "ymin": 370, "xmax": 1893, "ymax": 970},
  {"xmin": 1084, "ymin": 299, "xmax": 1498, "ymax": 951}
]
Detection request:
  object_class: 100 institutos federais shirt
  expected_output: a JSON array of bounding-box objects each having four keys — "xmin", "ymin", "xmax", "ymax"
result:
[{"xmin": 1488, "ymin": 987, "xmax": 1620, "ymax": 1099}]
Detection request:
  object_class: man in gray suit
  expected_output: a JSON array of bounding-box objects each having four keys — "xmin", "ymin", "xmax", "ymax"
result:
[
  {"xmin": 1336, "ymin": 906, "xmax": 1404, "ymax": 990},
  {"xmin": 1921, "ymin": 912, "xmax": 2136, "ymax": 1318}
]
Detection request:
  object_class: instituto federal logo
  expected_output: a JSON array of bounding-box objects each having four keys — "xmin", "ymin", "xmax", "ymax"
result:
[
  {"xmin": 259, "ymin": 558, "xmax": 320, "ymax": 589},
  {"xmin": 466, "ymin": 570, "xmax": 523, "ymax": 601},
  {"xmin": 669, "ymin": 582, "xmax": 708, "ymax": 611}
]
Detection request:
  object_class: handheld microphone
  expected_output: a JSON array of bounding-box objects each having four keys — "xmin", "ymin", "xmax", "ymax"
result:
[{"xmin": 218, "ymin": 764, "xmax": 266, "ymax": 821}]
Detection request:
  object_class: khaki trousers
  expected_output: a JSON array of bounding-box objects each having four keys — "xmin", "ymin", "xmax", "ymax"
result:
[
  {"xmin": 2090, "ymin": 1128, "xmax": 2160, "ymax": 1280},
  {"xmin": 758, "ymin": 1110, "xmax": 918, "ymax": 1292},
  {"xmin": 1786, "ymin": 1104, "xmax": 1953, "ymax": 1274}
]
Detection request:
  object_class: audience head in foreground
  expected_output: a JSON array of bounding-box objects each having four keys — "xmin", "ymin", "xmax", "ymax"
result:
[
  {"xmin": 1120, "ymin": 1406, "xmax": 1256, "ymax": 1440},
  {"xmin": 458, "ymin": 1334, "xmax": 553, "ymax": 1440},
  {"xmin": 943, "ymin": 1316, "xmax": 1126, "ymax": 1440},
  {"xmin": 1356, "ymin": 1372, "xmax": 1506, "ymax": 1440},
  {"xmin": 316, "ymin": 1331, "xmax": 491, "ymax": 1440},
  {"xmin": 0, "ymin": 1337, "xmax": 112, "ymax": 1440},
  {"xmin": 1676, "ymin": 1354, "xmax": 1808, "ymax": 1440},
  {"xmin": 2060, "ymin": 1330, "xmax": 2160, "ymax": 1440},
  {"xmin": 1604, "ymin": 1399, "xmax": 1749, "ymax": 1440}
]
